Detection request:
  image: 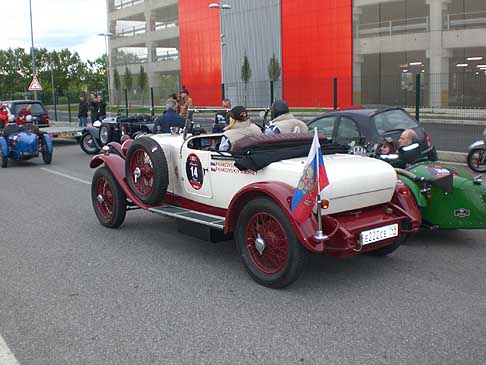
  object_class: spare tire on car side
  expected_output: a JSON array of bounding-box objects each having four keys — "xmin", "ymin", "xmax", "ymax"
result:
[{"xmin": 125, "ymin": 137, "xmax": 169, "ymax": 205}]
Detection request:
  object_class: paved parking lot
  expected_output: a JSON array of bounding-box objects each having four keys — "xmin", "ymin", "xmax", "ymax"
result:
[{"xmin": 1, "ymin": 141, "xmax": 486, "ymax": 364}]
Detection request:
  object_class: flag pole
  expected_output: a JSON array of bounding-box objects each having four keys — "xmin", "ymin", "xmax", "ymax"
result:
[{"xmin": 313, "ymin": 128, "xmax": 328, "ymax": 241}]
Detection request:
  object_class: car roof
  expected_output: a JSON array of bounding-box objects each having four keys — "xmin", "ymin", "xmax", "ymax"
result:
[
  {"xmin": 3, "ymin": 100, "xmax": 43, "ymax": 104},
  {"xmin": 314, "ymin": 106, "xmax": 405, "ymax": 120}
]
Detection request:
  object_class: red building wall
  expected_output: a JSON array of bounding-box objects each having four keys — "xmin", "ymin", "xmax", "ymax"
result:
[
  {"xmin": 178, "ymin": 0, "xmax": 222, "ymax": 106},
  {"xmin": 281, "ymin": 0, "xmax": 353, "ymax": 107}
]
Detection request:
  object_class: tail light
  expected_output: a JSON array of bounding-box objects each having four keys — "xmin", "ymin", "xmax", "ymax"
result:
[{"xmin": 426, "ymin": 135, "xmax": 432, "ymax": 147}]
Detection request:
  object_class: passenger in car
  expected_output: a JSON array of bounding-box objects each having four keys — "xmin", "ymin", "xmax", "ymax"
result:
[
  {"xmin": 0, "ymin": 102, "xmax": 8, "ymax": 128},
  {"xmin": 265, "ymin": 99, "xmax": 308, "ymax": 135},
  {"xmin": 398, "ymin": 129, "xmax": 418, "ymax": 148},
  {"xmin": 219, "ymin": 106, "xmax": 262, "ymax": 152},
  {"xmin": 379, "ymin": 137, "xmax": 398, "ymax": 155}
]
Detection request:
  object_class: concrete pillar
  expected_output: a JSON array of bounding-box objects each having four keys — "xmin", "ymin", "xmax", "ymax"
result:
[
  {"xmin": 353, "ymin": 55, "xmax": 364, "ymax": 105},
  {"xmin": 426, "ymin": 0, "xmax": 451, "ymax": 107}
]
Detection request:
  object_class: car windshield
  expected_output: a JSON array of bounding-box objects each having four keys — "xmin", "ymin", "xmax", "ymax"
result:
[
  {"xmin": 372, "ymin": 109, "xmax": 418, "ymax": 135},
  {"xmin": 13, "ymin": 103, "xmax": 46, "ymax": 114}
]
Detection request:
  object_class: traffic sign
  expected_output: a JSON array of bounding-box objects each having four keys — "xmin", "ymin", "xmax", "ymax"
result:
[{"xmin": 28, "ymin": 76, "xmax": 43, "ymax": 91}]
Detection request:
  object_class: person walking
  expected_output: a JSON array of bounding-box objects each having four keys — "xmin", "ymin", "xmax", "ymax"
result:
[
  {"xmin": 96, "ymin": 94, "xmax": 107, "ymax": 121},
  {"xmin": 78, "ymin": 94, "xmax": 89, "ymax": 127},
  {"xmin": 153, "ymin": 99, "xmax": 186, "ymax": 134},
  {"xmin": 179, "ymin": 87, "xmax": 193, "ymax": 119},
  {"xmin": 89, "ymin": 93, "xmax": 98, "ymax": 123}
]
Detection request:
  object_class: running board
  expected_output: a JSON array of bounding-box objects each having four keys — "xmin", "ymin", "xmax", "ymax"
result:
[{"xmin": 149, "ymin": 205, "xmax": 226, "ymax": 231}]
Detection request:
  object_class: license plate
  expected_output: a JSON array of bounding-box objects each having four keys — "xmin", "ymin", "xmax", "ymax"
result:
[{"xmin": 359, "ymin": 224, "xmax": 398, "ymax": 245}]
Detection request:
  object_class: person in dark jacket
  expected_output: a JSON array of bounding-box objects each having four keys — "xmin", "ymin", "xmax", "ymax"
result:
[
  {"xmin": 153, "ymin": 99, "xmax": 185, "ymax": 134},
  {"xmin": 213, "ymin": 98, "xmax": 232, "ymax": 133},
  {"xmin": 96, "ymin": 94, "xmax": 107, "ymax": 121},
  {"xmin": 89, "ymin": 93, "xmax": 98, "ymax": 123},
  {"xmin": 78, "ymin": 94, "xmax": 89, "ymax": 127}
]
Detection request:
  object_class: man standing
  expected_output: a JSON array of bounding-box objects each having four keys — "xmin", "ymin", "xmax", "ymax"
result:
[
  {"xmin": 153, "ymin": 99, "xmax": 186, "ymax": 134},
  {"xmin": 213, "ymin": 98, "xmax": 232, "ymax": 133},
  {"xmin": 78, "ymin": 94, "xmax": 89, "ymax": 127},
  {"xmin": 16, "ymin": 104, "xmax": 32, "ymax": 125},
  {"xmin": 89, "ymin": 93, "xmax": 98, "ymax": 123},
  {"xmin": 179, "ymin": 87, "xmax": 193, "ymax": 119},
  {"xmin": 96, "ymin": 94, "xmax": 107, "ymax": 121}
]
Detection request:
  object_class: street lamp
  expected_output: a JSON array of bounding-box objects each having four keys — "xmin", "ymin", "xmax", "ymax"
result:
[
  {"xmin": 208, "ymin": 3, "xmax": 232, "ymax": 87},
  {"xmin": 28, "ymin": 0, "xmax": 37, "ymax": 100},
  {"xmin": 98, "ymin": 32, "xmax": 113, "ymax": 114}
]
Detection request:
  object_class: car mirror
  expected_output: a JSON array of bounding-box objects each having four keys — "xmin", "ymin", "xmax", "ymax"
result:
[{"xmin": 93, "ymin": 121, "xmax": 102, "ymax": 128}]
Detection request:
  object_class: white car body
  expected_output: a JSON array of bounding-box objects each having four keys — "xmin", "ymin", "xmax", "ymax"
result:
[{"xmin": 150, "ymin": 133, "xmax": 397, "ymax": 215}]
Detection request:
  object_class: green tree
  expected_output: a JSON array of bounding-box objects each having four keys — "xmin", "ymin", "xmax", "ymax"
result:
[
  {"xmin": 267, "ymin": 53, "xmax": 281, "ymax": 82},
  {"xmin": 124, "ymin": 67, "xmax": 133, "ymax": 92},
  {"xmin": 241, "ymin": 54, "xmax": 252, "ymax": 106},
  {"xmin": 137, "ymin": 65, "xmax": 148, "ymax": 105},
  {"xmin": 113, "ymin": 68, "xmax": 121, "ymax": 106}
]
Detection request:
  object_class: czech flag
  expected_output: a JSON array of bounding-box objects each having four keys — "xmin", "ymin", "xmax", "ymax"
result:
[{"xmin": 291, "ymin": 129, "xmax": 330, "ymax": 224}]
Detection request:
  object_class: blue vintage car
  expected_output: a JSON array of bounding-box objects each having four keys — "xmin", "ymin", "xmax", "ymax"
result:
[{"xmin": 0, "ymin": 116, "xmax": 53, "ymax": 168}]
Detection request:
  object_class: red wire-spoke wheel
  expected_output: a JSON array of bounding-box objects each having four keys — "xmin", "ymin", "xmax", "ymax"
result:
[
  {"xmin": 129, "ymin": 148, "xmax": 154, "ymax": 197},
  {"xmin": 95, "ymin": 176, "xmax": 114, "ymax": 220},
  {"xmin": 236, "ymin": 198, "xmax": 309, "ymax": 289},
  {"xmin": 91, "ymin": 167, "xmax": 127, "ymax": 228},
  {"xmin": 125, "ymin": 137, "xmax": 169, "ymax": 205},
  {"xmin": 246, "ymin": 213, "xmax": 289, "ymax": 275}
]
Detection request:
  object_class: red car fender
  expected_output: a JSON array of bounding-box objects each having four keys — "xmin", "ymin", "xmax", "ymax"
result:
[
  {"xmin": 225, "ymin": 181, "xmax": 325, "ymax": 253},
  {"xmin": 90, "ymin": 154, "xmax": 150, "ymax": 209},
  {"xmin": 391, "ymin": 179, "xmax": 422, "ymax": 231}
]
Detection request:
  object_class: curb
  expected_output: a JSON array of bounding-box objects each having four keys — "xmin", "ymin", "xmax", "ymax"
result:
[{"xmin": 437, "ymin": 150, "xmax": 467, "ymax": 164}]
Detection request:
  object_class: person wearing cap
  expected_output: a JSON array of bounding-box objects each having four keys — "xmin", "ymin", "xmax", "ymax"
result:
[
  {"xmin": 0, "ymin": 102, "xmax": 8, "ymax": 128},
  {"xmin": 219, "ymin": 106, "xmax": 262, "ymax": 152},
  {"xmin": 153, "ymin": 99, "xmax": 186, "ymax": 134},
  {"xmin": 179, "ymin": 87, "xmax": 193, "ymax": 119},
  {"xmin": 376, "ymin": 137, "xmax": 398, "ymax": 156},
  {"xmin": 265, "ymin": 99, "xmax": 308, "ymax": 135}
]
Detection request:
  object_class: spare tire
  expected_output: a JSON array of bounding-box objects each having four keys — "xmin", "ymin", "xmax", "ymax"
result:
[{"xmin": 125, "ymin": 137, "xmax": 169, "ymax": 205}]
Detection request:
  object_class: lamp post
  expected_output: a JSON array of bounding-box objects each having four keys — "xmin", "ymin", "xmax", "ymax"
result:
[
  {"xmin": 28, "ymin": 0, "xmax": 37, "ymax": 100},
  {"xmin": 208, "ymin": 3, "xmax": 232, "ymax": 90},
  {"xmin": 98, "ymin": 32, "xmax": 113, "ymax": 114}
]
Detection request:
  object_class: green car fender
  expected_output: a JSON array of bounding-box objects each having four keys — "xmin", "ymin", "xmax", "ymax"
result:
[{"xmin": 396, "ymin": 174, "xmax": 428, "ymax": 208}]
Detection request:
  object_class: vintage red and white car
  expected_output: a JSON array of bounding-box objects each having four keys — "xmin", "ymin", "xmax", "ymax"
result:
[{"xmin": 90, "ymin": 130, "xmax": 421, "ymax": 288}]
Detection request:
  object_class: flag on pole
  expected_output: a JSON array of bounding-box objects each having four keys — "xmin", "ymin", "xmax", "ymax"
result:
[{"xmin": 291, "ymin": 129, "xmax": 329, "ymax": 224}]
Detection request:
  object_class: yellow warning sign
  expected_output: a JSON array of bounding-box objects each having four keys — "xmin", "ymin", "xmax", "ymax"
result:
[{"xmin": 28, "ymin": 76, "xmax": 43, "ymax": 91}]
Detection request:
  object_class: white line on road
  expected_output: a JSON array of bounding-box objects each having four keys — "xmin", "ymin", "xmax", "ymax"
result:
[
  {"xmin": 0, "ymin": 334, "xmax": 19, "ymax": 365},
  {"xmin": 40, "ymin": 168, "xmax": 91, "ymax": 185}
]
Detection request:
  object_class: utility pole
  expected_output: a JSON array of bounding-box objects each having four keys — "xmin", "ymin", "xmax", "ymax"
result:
[{"xmin": 29, "ymin": 0, "xmax": 37, "ymax": 100}]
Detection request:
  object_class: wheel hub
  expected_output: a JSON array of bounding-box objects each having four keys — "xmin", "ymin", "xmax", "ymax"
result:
[
  {"xmin": 97, "ymin": 194, "xmax": 105, "ymax": 204},
  {"xmin": 134, "ymin": 167, "xmax": 141, "ymax": 183},
  {"xmin": 255, "ymin": 233, "xmax": 265, "ymax": 256}
]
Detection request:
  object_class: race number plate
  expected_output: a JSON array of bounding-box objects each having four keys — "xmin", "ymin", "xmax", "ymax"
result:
[{"xmin": 359, "ymin": 224, "xmax": 398, "ymax": 245}]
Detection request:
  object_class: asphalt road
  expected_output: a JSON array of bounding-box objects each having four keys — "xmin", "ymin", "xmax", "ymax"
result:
[{"xmin": 1, "ymin": 142, "xmax": 486, "ymax": 364}]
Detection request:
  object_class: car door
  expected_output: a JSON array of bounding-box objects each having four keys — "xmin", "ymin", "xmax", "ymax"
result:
[
  {"xmin": 180, "ymin": 137, "xmax": 213, "ymax": 199},
  {"xmin": 334, "ymin": 116, "xmax": 361, "ymax": 147},
  {"xmin": 308, "ymin": 115, "xmax": 339, "ymax": 138}
]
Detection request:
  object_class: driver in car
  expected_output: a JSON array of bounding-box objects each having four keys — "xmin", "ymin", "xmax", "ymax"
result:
[
  {"xmin": 16, "ymin": 104, "xmax": 32, "ymax": 126},
  {"xmin": 398, "ymin": 129, "xmax": 418, "ymax": 148},
  {"xmin": 219, "ymin": 106, "xmax": 262, "ymax": 152},
  {"xmin": 265, "ymin": 99, "xmax": 308, "ymax": 135}
]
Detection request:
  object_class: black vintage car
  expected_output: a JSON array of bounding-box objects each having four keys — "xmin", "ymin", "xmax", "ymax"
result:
[{"xmin": 80, "ymin": 114, "xmax": 154, "ymax": 154}]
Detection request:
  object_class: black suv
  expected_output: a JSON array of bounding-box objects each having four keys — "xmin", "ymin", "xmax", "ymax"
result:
[{"xmin": 4, "ymin": 100, "xmax": 50, "ymax": 128}]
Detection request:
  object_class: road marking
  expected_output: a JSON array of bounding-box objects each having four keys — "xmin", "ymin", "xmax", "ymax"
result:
[
  {"xmin": 0, "ymin": 334, "xmax": 19, "ymax": 365},
  {"xmin": 40, "ymin": 168, "xmax": 91, "ymax": 185}
]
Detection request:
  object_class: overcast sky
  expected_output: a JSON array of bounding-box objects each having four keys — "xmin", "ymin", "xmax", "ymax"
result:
[{"xmin": 3, "ymin": 0, "xmax": 108, "ymax": 61}]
